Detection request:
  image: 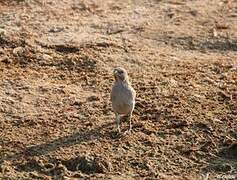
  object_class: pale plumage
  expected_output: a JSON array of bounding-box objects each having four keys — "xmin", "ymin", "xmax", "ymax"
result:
[{"xmin": 111, "ymin": 67, "xmax": 136, "ymax": 133}]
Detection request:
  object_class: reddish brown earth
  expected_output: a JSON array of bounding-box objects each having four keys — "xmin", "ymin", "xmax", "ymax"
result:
[{"xmin": 0, "ymin": 0, "xmax": 237, "ymax": 179}]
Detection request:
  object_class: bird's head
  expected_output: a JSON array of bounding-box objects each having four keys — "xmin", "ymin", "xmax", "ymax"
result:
[{"xmin": 113, "ymin": 67, "xmax": 129, "ymax": 82}]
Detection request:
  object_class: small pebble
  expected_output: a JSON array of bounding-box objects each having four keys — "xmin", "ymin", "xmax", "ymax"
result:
[{"xmin": 13, "ymin": 47, "xmax": 24, "ymax": 56}]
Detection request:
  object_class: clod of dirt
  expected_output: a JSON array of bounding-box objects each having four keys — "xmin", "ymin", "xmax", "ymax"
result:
[
  {"xmin": 106, "ymin": 24, "xmax": 125, "ymax": 35},
  {"xmin": 29, "ymin": 172, "xmax": 48, "ymax": 179},
  {"xmin": 217, "ymin": 90, "xmax": 231, "ymax": 101},
  {"xmin": 151, "ymin": 112, "xmax": 161, "ymax": 122},
  {"xmin": 48, "ymin": 163, "xmax": 68, "ymax": 176},
  {"xmin": 215, "ymin": 23, "xmax": 229, "ymax": 30},
  {"xmin": 44, "ymin": 163, "xmax": 55, "ymax": 170},
  {"xmin": 189, "ymin": 10, "xmax": 198, "ymax": 16},
  {"xmin": 110, "ymin": 131, "xmax": 123, "ymax": 139},
  {"xmin": 0, "ymin": 55, "xmax": 12, "ymax": 64},
  {"xmin": 13, "ymin": 47, "xmax": 24, "ymax": 56},
  {"xmin": 72, "ymin": 100, "xmax": 82, "ymax": 107},
  {"xmin": 42, "ymin": 54, "xmax": 53, "ymax": 61},
  {"xmin": 72, "ymin": 172, "xmax": 89, "ymax": 178},
  {"xmin": 0, "ymin": 47, "xmax": 4, "ymax": 54},
  {"xmin": 0, "ymin": 28, "xmax": 6, "ymax": 36},
  {"xmin": 136, "ymin": 101, "xmax": 146, "ymax": 109},
  {"xmin": 168, "ymin": 120, "xmax": 189, "ymax": 129},
  {"xmin": 87, "ymin": 95, "xmax": 100, "ymax": 102},
  {"xmin": 53, "ymin": 44, "xmax": 80, "ymax": 53},
  {"xmin": 129, "ymin": 159, "xmax": 150, "ymax": 171},
  {"xmin": 195, "ymin": 122, "xmax": 213, "ymax": 133},
  {"xmin": 62, "ymin": 155, "xmax": 110, "ymax": 174},
  {"xmin": 0, "ymin": 161, "xmax": 13, "ymax": 174},
  {"xmin": 48, "ymin": 26, "xmax": 64, "ymax": 33},
  {"xmin": 199, "ymin": 141, "xmax": 216, "ymax": 152},
  {"xmin": 179, "ymin": 145, "xmax": 199, "ymax": 156}
]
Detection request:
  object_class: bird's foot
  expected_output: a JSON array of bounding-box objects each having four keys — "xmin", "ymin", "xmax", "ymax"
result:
[{"xmin": 117, "ymin": 127, "xmax": 121, "ymax": 133}]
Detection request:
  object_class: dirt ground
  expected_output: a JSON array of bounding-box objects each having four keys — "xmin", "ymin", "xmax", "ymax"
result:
[{"xmin": 0, "ymin": 0, "xmax": 236, "ymax": 179}]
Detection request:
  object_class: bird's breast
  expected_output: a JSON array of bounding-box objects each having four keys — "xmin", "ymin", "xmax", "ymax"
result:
[{"xmin": 111, "ymin": 83, "xmax": 135, "ymax": 115}]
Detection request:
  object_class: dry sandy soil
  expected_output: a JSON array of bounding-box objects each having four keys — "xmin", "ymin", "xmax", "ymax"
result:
[{"xmin": 0, "ymin": 0, "xmax": 237, "ymax": 179}]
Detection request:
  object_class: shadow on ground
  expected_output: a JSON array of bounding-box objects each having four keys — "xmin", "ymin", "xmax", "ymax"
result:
[{"xmin": 0, "ymin": 121, "xmax": 116, "ymax": 163}]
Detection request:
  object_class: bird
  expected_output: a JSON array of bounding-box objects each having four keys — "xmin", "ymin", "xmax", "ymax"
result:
[{"xmin": 111, "ymin": 67, "xmax": 136, "ymax": 133}]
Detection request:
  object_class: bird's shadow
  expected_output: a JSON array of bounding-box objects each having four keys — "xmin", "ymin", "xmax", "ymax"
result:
[{"xmin": 0, "ymin": 121, "xmax": 117, "ymax": 164}]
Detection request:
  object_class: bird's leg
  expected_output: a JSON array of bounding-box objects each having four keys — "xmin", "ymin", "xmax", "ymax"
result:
[
  {"xmin": 115, "ymin": 113, "xmax": 121, "ymax": 133},
  {"xmin": 128, "ymin": 112, "xmax": 132, "ymax": 132},
  {"xmin": 124, "ymin": 112, "xmax": 132, "ymax": 135}
]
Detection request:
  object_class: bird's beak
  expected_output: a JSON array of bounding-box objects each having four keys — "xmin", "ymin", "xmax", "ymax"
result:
[
  {"xmin": 113, "ymin": 69, "xmax": 118, "ymax": 76},
  {"xmin": 113, "ymin": 69, "xmax": 119, "ymax": 81}
]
